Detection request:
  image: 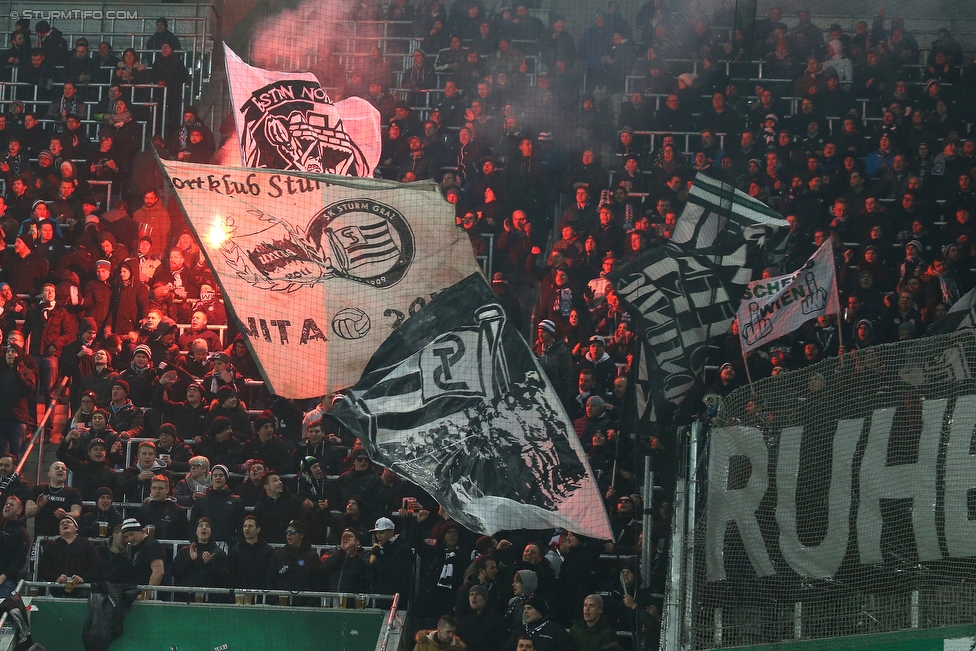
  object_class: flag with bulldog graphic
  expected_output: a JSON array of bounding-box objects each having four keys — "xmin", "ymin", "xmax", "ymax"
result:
[{"xmin": 224, "ymin": 44, "xmax": 381, "ymax": 177}]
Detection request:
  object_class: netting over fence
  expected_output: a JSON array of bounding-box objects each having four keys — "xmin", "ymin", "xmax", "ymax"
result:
[{"xmin": 684, "ymin": 329, "xmax": 976, "ymax": 648}]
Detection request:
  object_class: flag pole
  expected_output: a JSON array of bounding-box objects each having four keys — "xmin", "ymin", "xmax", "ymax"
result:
[{"xmin": 741, "ymin": 348, "xmax": 755, "ymax": 387}]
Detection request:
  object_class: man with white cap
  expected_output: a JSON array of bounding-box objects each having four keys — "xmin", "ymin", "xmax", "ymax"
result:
[
  {"xmin": 37, "ymin": 514, "xmax": 99, "ymax": 594},
  {"xmin": 368, "ymin": 516, "xmax": 414, "ymax": 600},
  {"xmin": 535, "ymin": 319, "xmax": 573, "ymax": 406}
]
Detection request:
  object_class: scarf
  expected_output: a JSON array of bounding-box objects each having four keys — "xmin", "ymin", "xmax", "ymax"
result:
[
  {"xmin": 0, "ymin": 472, "xmax": 19, "ymax": 491},
  {"xmin": 109, "ymin": 110, "xmax": 131, "ymax": 126}
]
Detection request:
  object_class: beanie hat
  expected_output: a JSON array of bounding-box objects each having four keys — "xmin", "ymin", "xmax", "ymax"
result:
[
  {"xmin": 301, "ymin": 456, "xmax": 318, "ymax": 473},
  {"xmin": 121, "ymin": 518, "xmax": 142, "ymax": 533},
  {"xmin": 525, "ymin": 595, "xmax": 549, "ymax": 617},
  {"xmin": 469, "ymin": 584, "xmax": 489, "ymax": 600},
  {"xmin": 94, "ymin": 487, "xmax": 113, "ymax": 500},
  {"xmin": 209, "ymin": 416, "xmax": 232, "ymax": 436},
  {"xmin": 585, "ymin": 593, "xmax": 604, "ymax": 610},
  {"xmin": 133, "ymin": 344, "xmax": 152, "ymax": 360},
  {"xmin": 112, "ymin": 379, "xmax": 129, "ymax": 395},
  {"xmin": 216, "ymin": 386, "xmax": 236, "ymax": 403},
  {"xmin": 253, "ymin": 415, "xmax": 274, "ymax": 431},
  {"xmin": 157, "ymin": 423, "xmax": 177, "ymax": 438},
  {"xmin": 211, "ymin": 464, "xmax": 229, "ymax": 478}
]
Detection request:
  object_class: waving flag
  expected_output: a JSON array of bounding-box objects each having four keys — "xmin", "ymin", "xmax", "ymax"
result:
[
  {"xmin": 610, "ymin": 243, "xmax": 751, "ymax": 408},
  {"xmin": 329, "ymin": 274, "xmax": 612, "ymax": 539},
  {"xmin": 737, "ymin": 241, "xmax": 841, "ymax": 354},
  {"xmin": 224, "ymin": 43, "xmax": 381, "ymax": 177},
  {"xmin": 672, "ymin": 173, "xmax": 791, "ymax": 262},
  {"xmin": 160, "ymin": 160, "xmax": 481, "ymax": 398}
]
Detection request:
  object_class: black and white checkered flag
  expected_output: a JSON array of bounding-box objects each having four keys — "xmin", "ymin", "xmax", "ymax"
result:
[{"xmin": 671, "ymin": 173, "xmax": 790, "ymax": 263}]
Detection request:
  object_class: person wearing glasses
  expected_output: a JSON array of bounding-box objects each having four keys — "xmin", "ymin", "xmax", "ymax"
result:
[
  {"xmin": 605, "ymin": 494, "xmax": 640, "ymax": 555},
  {"xmin": 335, "ymin": 447, "xmax": 384, "ymax": 524},
  {"xmin": 267, "ymin": 519, "xmax": 320, "ymax": 601}
]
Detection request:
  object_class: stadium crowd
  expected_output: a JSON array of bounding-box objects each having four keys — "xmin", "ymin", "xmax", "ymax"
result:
[{"xmin": 0, "ymin": 1, "xmax": 971, "ymax": 650}]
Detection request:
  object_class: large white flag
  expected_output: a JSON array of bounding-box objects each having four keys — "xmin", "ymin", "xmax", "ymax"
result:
[
  {"xmin": 737, "ymin": 242, "xmax": 841, "ymax": 354},
  {"xmin": 223, "ymin": 43, "xmax": 381, "ymax": 177},
  {"xmin": 160, "ymin": 160, "xmax": 482, "ymax": 398}
]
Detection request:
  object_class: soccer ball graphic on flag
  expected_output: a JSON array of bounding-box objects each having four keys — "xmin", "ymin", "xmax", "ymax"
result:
[{"xmin": 332, "ymin": 307, "xmax": 371, "ymax": 340}]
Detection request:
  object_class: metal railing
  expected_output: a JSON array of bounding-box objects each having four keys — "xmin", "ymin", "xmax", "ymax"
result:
[
  {"xmin": 20, "ymin": 376, "xmax": 69, "ymax": 484},
  {"xmin": 23, "ymin": 580, "xmax": 394, "ymax": 608}
]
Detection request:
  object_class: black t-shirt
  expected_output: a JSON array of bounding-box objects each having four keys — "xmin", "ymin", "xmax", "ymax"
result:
[
  {"xmin": 128, "ymin": 535, "xmax": 166, "ymax": 585},
  {"xmin": 29, "ymin": 484, "xmax": 82, "ymax": 536}
]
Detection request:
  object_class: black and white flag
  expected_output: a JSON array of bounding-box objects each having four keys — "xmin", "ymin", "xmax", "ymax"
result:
[
  {"xmin": 618, "ymin": 334, "xmax": 657, "ymax": 437},
  {"xmin": 328, "ymin": 274, "xmax": 612, "ymax": 539},
  {"xmin": 671, "ymin": 173, "xmax": 791, "ymax": 262},
  {"xmin": 926, "ymin": 286, "xmax": 976, "ymax": 336},
  {"xmin": 224, "ymin": 44, "xmax": 381, "ymax": 176},
  {"xmin": 609, "ymin": 242, "xmax": 750, "ymax": 409}
]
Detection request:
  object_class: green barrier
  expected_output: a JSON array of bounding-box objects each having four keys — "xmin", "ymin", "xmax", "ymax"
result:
[
  {"xmin": 29, "ymin": 597, "xmax": 385, "ymax": 651},
  {"xmin": 716, "ymin": 623, "xmax": 976, "ymax": 651}
]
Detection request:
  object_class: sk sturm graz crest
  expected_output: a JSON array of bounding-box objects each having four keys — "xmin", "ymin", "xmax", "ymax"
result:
[
  {"xmin": 239, "ymin": 80, "xmax": 372, "ymax": 176},
  {"xmin": 217, "ymin": 198, "xmax": 414, "ymax": 293}
]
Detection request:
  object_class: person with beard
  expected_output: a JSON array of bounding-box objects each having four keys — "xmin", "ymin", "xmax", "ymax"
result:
[{"xmin": 0, "ymin": 454, "xmax": 29, "ymax": 504}]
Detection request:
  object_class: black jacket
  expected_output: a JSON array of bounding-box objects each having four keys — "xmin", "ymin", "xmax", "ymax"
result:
[
  {"xmin": 228, "ymin": 539, "xmax": 274, "ymax": 589},
  {"xmin": 369, "ymin": 533, "xmax": 414, "ymax": 597},
  {"xmin": 171, "ymin": 540, "xmax": 230, "ymax": 588},
  {"xmin": 0, "ymin": 518, "xmax": 29, "ymax": 580},
  {"xmin": 190, "ymin": 487, "xmax": 244, "ymax": 545}
]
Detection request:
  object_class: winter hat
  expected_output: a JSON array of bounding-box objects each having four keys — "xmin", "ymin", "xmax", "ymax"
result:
[
  {"xmin": 79, "ymin": 316, "xmax": 97, "ymax": 334},
  {"xmin": 94, "ymin": 487, "xmax": 113, "ymax": 500},
  {"xmin": 157, "ymin": 423, "xmax": 177, "ymax": 438},
  {"xmin": 537, "ymin": 319, "xmax": 556, "ymax": 334},
  {"xmin": 525, "ymin": 595, "xmax": 549, "ymax": 617},
  {"xmin": 133, "ymin": 344, "xmax": 152, "ymax": 360},
  {"xmin": 209, "ymin": 416, "xmax": 232, "ymax": 436},
  {"xmin": 216, "ymin": 386, "xmax": 236, "ymax": 403},
  {"xmin": 211, "ymin": 464, "xmax": 229, "ymax": 478},
  {"xmin": 585, "ymin": 593, "xmax": 604, "ymax": 610},
  {"xmin": 253, "ymin": 415, "xmax": 274, "ymax": 431},
  {"xmin": 111, "ymin": 379, "xmax": 130, "ymax": 395},
  {"xmin": 300, "ymin": 456, "xmax": 319, "ymax": 473},
  {"xmin": 516, "ymin": 569, "xmax": 538, "ymax": 594},
  {"xmin": 469, "ymin": 584, "xmax": 489, "ymax": 600},
  {"xmin": 120, "ymin": 518, "xmax": 142, "ymax": 533},
  {"xmin": 88, "ymin": 438, "xmax": 106, "ymax": 451}
]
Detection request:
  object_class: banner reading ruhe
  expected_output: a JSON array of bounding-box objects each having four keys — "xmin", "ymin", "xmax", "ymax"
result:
[
  {"xmin": 160, "ymin": 160, "xmax": 482, "ymax": 398},
  {"xmin": 736, "ymin": 241, "xmax": 840, "ymax": 354}
]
